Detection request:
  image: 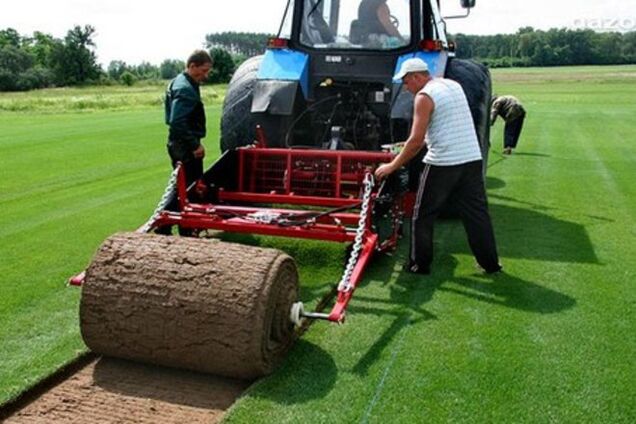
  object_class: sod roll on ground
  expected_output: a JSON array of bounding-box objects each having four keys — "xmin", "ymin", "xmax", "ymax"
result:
[{"xmin": 80, "ymin": 232, "xmax": 299, "ymax": 379}]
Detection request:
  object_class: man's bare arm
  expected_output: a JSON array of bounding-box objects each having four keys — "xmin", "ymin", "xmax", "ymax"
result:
[{"xmin": 375, "ymin": 92, "xmax": 433, "ymax": 180}]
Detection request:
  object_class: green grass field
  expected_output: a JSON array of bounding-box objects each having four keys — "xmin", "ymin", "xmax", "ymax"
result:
[{"xmin": 1, "ymin": 65, "xmax": 635, "ymax": 422}]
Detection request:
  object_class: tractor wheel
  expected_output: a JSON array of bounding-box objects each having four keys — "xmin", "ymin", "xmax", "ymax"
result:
[
  {"xmin": 80, "ymin": 232, "xmax": 299, "ymax": 380},
  {"xmin": 220, "ymin": 55, "xmax": 263, "ymax": 152},
  {"xmin": 444, "ymin": 58, "xmax": 493, "ymax": 177},
  {"xmin": 220, "ymin": 54, "xmax": 295, "ymax": 151}
]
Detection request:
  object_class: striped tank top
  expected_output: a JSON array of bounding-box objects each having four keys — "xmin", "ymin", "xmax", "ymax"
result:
[{"xmin": 420, "ymin": 78, "xmax": 482, "ymax": 166}]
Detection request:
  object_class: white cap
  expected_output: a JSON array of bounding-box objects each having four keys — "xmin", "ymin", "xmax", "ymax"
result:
[{"xmin": 393, "ymin": 57, "xmax": 429, "ymax": 80}]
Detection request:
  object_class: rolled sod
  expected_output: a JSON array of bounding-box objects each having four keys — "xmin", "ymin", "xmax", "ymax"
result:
[{"xmin": 80, "ymin": 232, "xmax": 299, "ymax": 379}]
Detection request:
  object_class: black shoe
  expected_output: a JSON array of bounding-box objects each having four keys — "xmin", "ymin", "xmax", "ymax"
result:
[
  {"xmin": 404, "ymin": 261, "xmax": 431, "ymax": 275},
  {"xmin": 485, "ymin": 265, "xmax": 503, "ymax": 274},
  {"xmin": 476, "ymin": 262, "xmax": 503, "ymax": 274}
]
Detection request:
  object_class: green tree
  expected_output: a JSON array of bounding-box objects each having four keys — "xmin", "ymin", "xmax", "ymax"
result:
[
  {"xmin": 595, "ymin": 32, "xmax": 623, "ymax": 64},
  {"xmin": 518, "ymin": 32, "xmax": 536, "ymax": 58},
  {"xmin": 448, "ymin": 27, "xmax": 636, "ymax": 68},
  {"xmin": 16, "ymin": 66, "xmax": 53, "ymax": 90},
  {"xmin": 0, "ymin": 46, "xmax": 34, "ymax": 91},
  {"xmin": 120, "ymin": 71, "xmax": 136, "ymax": 86},
  {"xmin": 0, "ymin": 46, "xmax": 53, "ymax": 91},
  {"xmin": 160, "ymin": 59, "xmax": 184, "ymax": 79},
  {"xmin": 23, "ymin": 31, "xmax": 58, "ymax": 67},
  {"xmin": 133, "ymin": 61, "xmax": 159, "ymax": 79},
  {"xmin": 623, "ymin": 32, "xmax": 636, "ymax": 62},
  {"xmin": 208, "ymin": 47, "xmax": 235, "ymax": 83},
  {"xmin": 107, "ymin": 60, "xmax": 128, "ymax": 80},
  {"xmin": 205, "ymin": 31, "xmax": 271, "ymax": 57},
  {"xmin": 0, "ymin": 45, "xmax": 33, "ymax": 73},
  {"xmin": 453, "ymin": 33, "xmax": 474, "ymax": 58},
  {"xmin": 0, "ymin": 28, "xmax": 21, "ymax": 48},
  {"xmin": 566, "ymin": 29, "xmax": 596, "ymax": 65},
  {"xmin": 50, "ymin": 25, "xmax": 102, "ymax": 85},
  {"xmin": 232, "ymin": 53, "xmax": 249, "ymax": 68}
]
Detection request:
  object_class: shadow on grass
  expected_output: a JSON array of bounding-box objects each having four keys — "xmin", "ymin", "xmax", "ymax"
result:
[
  {"xmin": 433, "ymin": 256, "xmax": 577, "ymax": 314},
  {"xmin": 489, "ymin": 193, "xmax": 615, "ymax": 226},
  {"xmin": 245, "ymin": 339, "xmax": 337, "ymax": 404},
  {"xmin": 487, "ymin": 155, "xmax": 507, "ymax": 170},
  {"xmin": 349, "ymin": 193, "xmax": 588, "ymax": 375},
  {"xmin": 489, "ymin": 192, "xmax": 553, "ymax": 211},
  {"xmin": 204, "ymin": 195, "xmax": 589, "ymax": 381},
  {"xmin": 486, "ymin": 176, "xmax": 506, "ymax": 190},
  {"xmin": 489, "ymin": 201, "xmax": 599, "ymax": 264},
  {"xmin": 351, "ymin": 253, "xmax": 577, "ymax": 376},
  {"xmin": 205, "ymin": 195, "xmax": 600, "ymax": 266}
]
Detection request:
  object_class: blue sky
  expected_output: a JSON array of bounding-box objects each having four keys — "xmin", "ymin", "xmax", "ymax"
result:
[{"xmin": 1, "ymin": 0, "xmax": 634, "ymax": 66}]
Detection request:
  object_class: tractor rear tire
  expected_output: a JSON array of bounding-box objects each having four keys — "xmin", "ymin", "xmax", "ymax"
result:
[
  {"xmin": 220, "ymin": 54, "xmax": 294, "ymax": 151},
  {"xmin": 444, "ymin": 58, "xmax": 493, "ymax": 177},
  {"xmin": 220, "ymin": 55, "xmax": 263, "ymax": 152},
  {"xmin": 80, "ymin": 232, "xmax": 299, "ymax": 380}
]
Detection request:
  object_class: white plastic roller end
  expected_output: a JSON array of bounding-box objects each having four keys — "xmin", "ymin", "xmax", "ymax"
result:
[{"xmin": 290, "ymin": 301, "xmax": 305, "ymax": 327}]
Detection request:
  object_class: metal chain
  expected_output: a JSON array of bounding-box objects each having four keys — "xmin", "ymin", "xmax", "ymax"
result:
[
  {"xmin": 137, "ymin": 165, "xmax": 180, "ymax": 234},
  {"xmin": 337, "ymin": 172, "xmax": 374, "ymax": 292}
]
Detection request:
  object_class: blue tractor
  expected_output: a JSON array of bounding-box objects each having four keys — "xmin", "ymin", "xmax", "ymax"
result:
[{"xmin": 220, "ymin": 0, "xmax": 491, "ymax": 176}]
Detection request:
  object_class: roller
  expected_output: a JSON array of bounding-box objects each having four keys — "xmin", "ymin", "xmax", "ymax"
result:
[{"xmin": 79, "ymin": 232, "xmax": 299, "ymax": 379}]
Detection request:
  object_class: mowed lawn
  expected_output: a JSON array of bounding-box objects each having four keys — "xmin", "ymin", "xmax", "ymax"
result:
[{"xmin": 1, "ymin": 66, "xmax": 636, "ymax": 422}]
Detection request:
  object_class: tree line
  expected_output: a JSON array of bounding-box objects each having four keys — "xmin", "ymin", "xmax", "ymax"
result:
[
  {"xmin": 453, "ymin": 27, "xmax": 636, "ymax": 68},
  {"xmin": 2, "ymin": 25, "xmax": 635, "ymax": 92},
  {"xmin": 205, "ymin": 32, "xmax": 272, "ymax": 60},
  {"xmin": 0, "ymin": 26, "xmax": 102, "ymax": 91},
  {"xmin": 203, "ymin": 28, "xmax": 636, "ymax": 68},
  {"xmin": 0, "ymin": 26, "xmax": 242, "ymax": 92}
]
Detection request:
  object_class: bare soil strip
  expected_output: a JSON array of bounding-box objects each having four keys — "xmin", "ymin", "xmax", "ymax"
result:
[
  {"xmin": 1, "ymin": 356, "xmax": 250, "ymax": 423},
  {"xmin": 0, "ymin": 265, "xmax": 337, "ymax": 423}
]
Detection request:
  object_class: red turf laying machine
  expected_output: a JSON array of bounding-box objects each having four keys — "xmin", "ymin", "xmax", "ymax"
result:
[
  {"xmin": 71, "ymin": 0, "xmax": 489, "ymax": 379},
  {"xmin": 70, "ymin": 143, "xmax": 411, "ymax": 379},
  {"xmin": 147, "ymin": 144, "xmax": 408, "ymax": 324}
]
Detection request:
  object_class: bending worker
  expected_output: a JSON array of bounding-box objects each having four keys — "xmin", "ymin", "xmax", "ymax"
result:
[
  {"xmin": 375, "ymin": 58, "xmax": 501, "ymax": 275},
  {"xmin": 164, "ymin": 49, "xmax": 213, "ymax": 186},
  {"xmin": 490, "ymin": 95, "xmax": 526, "ymax": 155}
]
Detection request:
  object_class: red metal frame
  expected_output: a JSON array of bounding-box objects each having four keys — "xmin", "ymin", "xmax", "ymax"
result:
[{"xmin": 72, "ymin": 147, "xmax": 405, "ymax": 323}]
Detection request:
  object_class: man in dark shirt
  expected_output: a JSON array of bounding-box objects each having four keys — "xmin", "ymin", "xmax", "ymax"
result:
[
  {"xmin": 490, "ymin": 95, "xmax": 526, "ymax": 155},
  {"xmin": 158, "ymin": 50, "xmax": 212, "ymax": 235},
  {"xmin": 357, "ymin": 0, "xmax": 403, "ymax": 43},
  {"xmin": 165, "ymin": 49, "xmax": 213, "ymax": 185}
]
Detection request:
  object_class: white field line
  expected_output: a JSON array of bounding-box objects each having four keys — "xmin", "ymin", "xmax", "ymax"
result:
[{"xmin": 359, "ymin": 320, "xmax": 410, "ymax": 424}]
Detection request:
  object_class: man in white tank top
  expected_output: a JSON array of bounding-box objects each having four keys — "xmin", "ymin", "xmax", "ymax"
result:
[{"xmin": 376, "ymin": 57, "xmax": 501, "ymax": 274}]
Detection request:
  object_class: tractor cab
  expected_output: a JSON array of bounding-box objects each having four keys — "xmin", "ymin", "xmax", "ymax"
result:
[
  {"xmin": 280, "ymin": 0, "xmax": 453, "ymax": 54},
  {"xmin": 297, "ymin": 0, "xmax": 413, "ymax": 50}
]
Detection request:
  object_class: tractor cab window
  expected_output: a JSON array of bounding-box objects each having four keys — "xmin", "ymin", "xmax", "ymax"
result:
[{"xmin": 300, "ymin": 0, "xmax": 411, "ymax": 50}]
